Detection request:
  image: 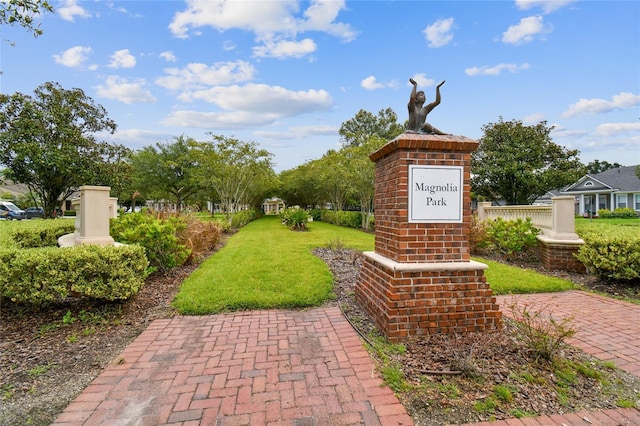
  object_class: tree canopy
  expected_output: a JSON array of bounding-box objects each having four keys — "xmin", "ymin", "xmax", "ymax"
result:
[
  {"xmin": 471, "ymin": 117, "xmax": 585, "ymax": 205},
  {"xmin": 338, "ymin": 107, "xmax": 404, "ymax": 147},
  {"xmin": 130, "ymin": 136, "xmax": 202, "ymax": 211},
  {"xmin": 585, "ymin": 159, "xmax": 623, "ymax": 174},
  {"xmin": 0, "ymin": 81, "xmax": 124, "ymax": 217},
  {"xmin": 194, "ymin": 135, "xmax": 276, "ymax": 215},
  {"xmin": 1, "ymin": 0, "xmax": 54, "ymax": 39}
]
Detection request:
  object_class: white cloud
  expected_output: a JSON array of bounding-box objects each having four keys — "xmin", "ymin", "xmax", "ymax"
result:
[
  {"xmin": 155, "ymin": 60, "xmax": 256, "ymax": 91},
  {"xmin": 410, "ymin": 73, "xmax": 435, "ymax": 87},
  {"xmin": 502, "ymin": 16, "xmax": 551, "ymax": 45},
  {"xmin": 594, "ymin": 122, "xmax": 640, "ymax": 137},
  {"xmin": 162, "ymin": 110, "xmax": 277, "ymax": 129},
  {"xmin": 95, "ymin": 76, "xmax": 157, "ymax": 104},
  {"xmin": 58, "ymin": 0, "xmax": 91, "ymax": 22},
  {"xmin": 361, "ymin": 76, "xmax": 397, "ymax": 91},
  {"xmin": 522, "ymin": 113, "xmax": 546, "ymax": 125},
  {"xmin": 562, "ymin": 92, "xmax": 640, "ymax": 117},
  {"xmin": 52, "ymin": 46, "xmax": 93, "ymax": 68},
  {"xmin": 108, "ymin": 49, "xmax": 136, "ymax": 69},
  {"xmin": 159, "ymin": 51, "xmax": 177, "ymax": 62},
  {"xmin": 465, "ymin": 62, "xmax": 530, "ymax": 76},
  {"xmin": 423, "ymin": 18, "xmax": 454, "ymax": 48},
  {"xmin": 179, "ymin": 83, "xmax": 333, "ymax": 117},
  {"xmin": 253, "ymin": 38, "xmax": 317, "ymax": 59},
  {"xmin": 168, "ymin": 0, "xmax": 355, "ymax": 59},
  {"xmin": 515, "ymin": 0, "xmax": 576, "ymax": 14},
  {"xmin": 254, "ymin": 125, "xmax": 337, "ymax": 140}
]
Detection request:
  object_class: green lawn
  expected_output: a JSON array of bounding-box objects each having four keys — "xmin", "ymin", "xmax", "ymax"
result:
[
  {"xmin": 172, "ymin": 216, "xmax": 576, "ymax": 314},
  {"xmin": 172, "ymin": 215, "xmax": 374, "ymax": 314}
]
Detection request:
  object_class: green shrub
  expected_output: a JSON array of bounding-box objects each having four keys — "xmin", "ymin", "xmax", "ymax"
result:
[
  {"xmin": 598, "ymin": 209, "xmax": 613, "ymax": 218},
  {"xmin": 598, "ymin": 208, "xmax": 637, "ymax": 219},
  {"xmin": 320, "ymin": 210, "xmax": 362, "ymax": 229},
  {"xmin": 229, "ymin": 209, "xmax": 257, "ymax": 229},
  {"xmin": 483, "ymin": 217, "xmax": 540, "ymax": 260},
  {"xmin": 575, "ymin": 228, "xmax": 640, "ymax": 281},
  {"xmin": 110, "ymin": 212, "xmax": 190, "ymax": 273},
  {"xmin": 10, "ymin": 222, "xmax": 76, "ymax": 248},
  {"xmin": 309, "ymin": 208, "xmax": 322, "ymax": 221},
  {"xmin": 280, "ymin": 207, "xmax": 310, "ymax": 230},
  {"xmin": 0, "ymin": 245, "xmax": 148, "ymax": 304}
]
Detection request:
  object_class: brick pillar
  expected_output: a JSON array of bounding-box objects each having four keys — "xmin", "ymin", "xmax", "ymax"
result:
[{"xmin": 355, "ymin": 133, "xmax": 501, "ymax": 342}]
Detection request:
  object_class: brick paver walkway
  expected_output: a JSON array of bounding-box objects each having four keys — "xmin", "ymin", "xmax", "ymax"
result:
[
  {"xmin": 497, "ymin": 290, "xmax": 640, "ymax": 377},
  {"xmin": 53, "ymin": 291, "xmax": 640, "ymax": 425},
  {"xmin": 51, "ymin": 307, "xmax": 412, "ymax": 426}
]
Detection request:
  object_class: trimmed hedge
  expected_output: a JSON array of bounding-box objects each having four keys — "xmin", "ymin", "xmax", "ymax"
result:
[
  {"xmin": 10, "ymin": 221, "xmax": 76, "ymax": 248},
  {"xmin": 597, "ymin": 208, "xmax": 638, "ymax": 219},
  {"xmin": 575, "ymin": 227, "xmax": 640, "ymax": 281},
  {"xmin": 320, "ymin": 210, "xmax": 362, "ymax": 229},
  {"xmin": 0, "ymin": 244, "xmax": 148, "ymax": 304}
]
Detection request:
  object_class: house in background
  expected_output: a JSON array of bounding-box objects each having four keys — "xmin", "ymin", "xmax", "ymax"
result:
[{"xmin": 561, "ymin": 165, "xmax": 640, "ymax": 216}]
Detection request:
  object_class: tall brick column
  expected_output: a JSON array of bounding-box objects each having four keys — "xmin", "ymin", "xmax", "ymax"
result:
[{"xmin": 355, "ymin": 133, "xmax": 501, "ymax": 342}]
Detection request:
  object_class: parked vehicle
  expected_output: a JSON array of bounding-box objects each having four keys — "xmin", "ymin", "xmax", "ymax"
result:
[
  {"xmin": 25, "ymin": 207, "xmax": 45, "ymax": 219},
  {"xmin": 0, "ymin": 201, "xmax": 27, "ymax": 220}
]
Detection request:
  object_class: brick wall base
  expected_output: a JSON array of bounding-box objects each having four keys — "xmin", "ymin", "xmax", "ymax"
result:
[
  {"xmin": 355, "ymin": 252, "xmax": 502, "ymax": 342},
  {"xmin": 537, "ymin": 237, "xmax": 586, "ymax": 274}
]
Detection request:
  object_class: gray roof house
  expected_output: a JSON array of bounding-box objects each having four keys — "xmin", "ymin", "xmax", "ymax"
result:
[{"xmin": 561, "ymin": 165, "xmax": 640, "ymax": 216}]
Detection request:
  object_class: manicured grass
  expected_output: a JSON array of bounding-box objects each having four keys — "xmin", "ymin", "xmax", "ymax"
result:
[
  {"xmin": 475, "ymin": 257, "xmax": 576, "ymax": 295},
  {"xmin": 172, "ymin": 215, "xmax": 374, "ymax": 314}
]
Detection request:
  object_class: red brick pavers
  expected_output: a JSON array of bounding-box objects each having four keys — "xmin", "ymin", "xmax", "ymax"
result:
[
  {"xmin": 51, "ymin": 307, "xmax": 413, "ymax": 426},
  {"xmin": 497, "ymin": 290, "xmax": 640, "ymax": 377},
  {"xmin": 456, "ymin": 290, "xmax": 640, "ymax": 426}
]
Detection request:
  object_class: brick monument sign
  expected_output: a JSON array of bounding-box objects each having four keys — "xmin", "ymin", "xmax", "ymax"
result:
[{"xmin": 355, "ymin": 133, "xmax": 502, "ymax": 342}]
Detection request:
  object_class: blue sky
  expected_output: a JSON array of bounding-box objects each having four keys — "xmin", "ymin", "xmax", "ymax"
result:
[{"xmin": 2, "ymin": 0, "xmax": 639, "ymax": 172}]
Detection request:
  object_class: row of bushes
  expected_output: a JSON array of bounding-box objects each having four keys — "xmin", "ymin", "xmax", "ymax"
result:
[
  {"xmin": 320, "ymin": 210, "xmax": 363, "ymax": 229},
  {"xmin": 1, "ymin": 209, "xmax": 237, "ymax": 304},
  {"xmin": 472, "ymin": 216, "xmax": 639, "ymax": 282},
  {"xmin": 0, "ymin": 245, "xmax": 148, "ymax": 304},
  {"xmin": 597, "ymin": 208, "xmax": 638, "ymax": 218}
]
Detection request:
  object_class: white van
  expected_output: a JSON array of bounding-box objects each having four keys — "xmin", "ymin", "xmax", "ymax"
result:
[{"xmin": 0, "ymin": 201, "xmax": 27, "ymax": 220}]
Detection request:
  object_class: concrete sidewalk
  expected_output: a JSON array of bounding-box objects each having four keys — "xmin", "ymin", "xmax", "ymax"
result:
[{"xmin": 52, "ymin": 290, "xmax": 640, "ymax": 425}]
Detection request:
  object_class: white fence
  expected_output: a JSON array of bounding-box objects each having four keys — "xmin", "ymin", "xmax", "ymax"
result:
[{"xmin": 477, "ymin": 196, "xmax": 582, "ymax": 242}]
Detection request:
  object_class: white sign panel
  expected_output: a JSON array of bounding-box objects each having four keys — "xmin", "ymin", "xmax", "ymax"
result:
[{"xmin": 408, "ymin": 165, "xmax": 463, "ymax": 223}]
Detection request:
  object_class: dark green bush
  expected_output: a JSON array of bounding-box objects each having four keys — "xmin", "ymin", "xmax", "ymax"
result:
[
  {"xmin": 10, "ymin": 222, "xmax": 76, "ymax": 248},
  {"xmin": 483, "ymin": 217, "xmax": 540, "ymax": 260},
  {"xmin": 309, "ymin": 208, "xmax": 322, "ymax": 221},
  {"xmin": 320, "ymin": 210, "xmax": 362, "ymax": 229},
  {"xmin": 280, "ymin": 207, "xmax": 310, "ymax": 230},
  {"xmin": 0, "ymin": 245, "xmax": 148, "ymax": 304}
]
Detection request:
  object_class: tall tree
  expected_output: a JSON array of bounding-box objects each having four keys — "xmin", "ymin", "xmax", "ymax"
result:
[
  {"xmin": 343, "ymin": 135, "xmax": 386, "ymax": 229},
  {"xmin": 471, "ymin": 117, "xmax": 585, "ymax": 205},
  {"xmin": 316, "ymin": 150, "xmax": 352, "ymax": 211},
  {"xmin": 338, "ymin": 107, "xmax": 404, "ymax": 147},
  {"xmin": 1, "ymin": 0, "xmax": 54, "ymax": 39},
  {"xmin": 585, "ymin": 159, "xmax": 623, "ymax": 174},
  {"xmin": 0, "ymin": 82, "xmax": 121, "ymax": 218},
  {"xmin": 278, "ymin": 163, "xmax": 323, "ymax": 209},
  {"xmin": 194, "ymin": 135, "xmax": 275, "ymax": 215},
  {"xmin": 130, "ymin": 136, "xmax": 201, "ymax": 211}
]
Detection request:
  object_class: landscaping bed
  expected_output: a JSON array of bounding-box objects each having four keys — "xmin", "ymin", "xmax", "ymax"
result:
[{"xmin": 1, "ymin": 247, "xmax": 639, "ymax": 425}]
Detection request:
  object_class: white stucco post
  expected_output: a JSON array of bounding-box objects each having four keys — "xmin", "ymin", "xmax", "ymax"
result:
[{"xmin": 73, "ymin": 186, "xmax": 115, "ymax": 246}]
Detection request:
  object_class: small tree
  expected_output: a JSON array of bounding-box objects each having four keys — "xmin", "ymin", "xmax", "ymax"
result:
[{"xmin": 472, "ymin": 117, "xmax": 585, "ymax": 205}]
